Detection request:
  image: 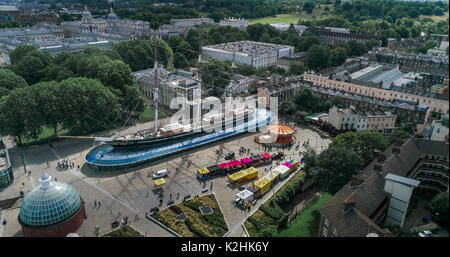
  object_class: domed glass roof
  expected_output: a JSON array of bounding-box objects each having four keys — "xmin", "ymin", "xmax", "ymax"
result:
[
  {"xmin": 107, "ymin": 7, "xmax": 118, "ymax": 20},
  {"xmin": 19, "ymin": 173, "xmax": 81, "ymax": 227},
  {"xmin": 82, "ymin": 5, "xmax": 92, "ymax": 19}
]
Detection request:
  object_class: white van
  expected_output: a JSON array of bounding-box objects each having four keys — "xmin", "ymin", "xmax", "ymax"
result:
[{"xmin": 153, "ymin": 169, "xmax": 169, "ymax": 179}]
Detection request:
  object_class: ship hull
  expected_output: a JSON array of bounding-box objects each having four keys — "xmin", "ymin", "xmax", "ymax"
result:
[{"xmin": 108, "ymin": 114, "xmax": 251, "ymax": 148}]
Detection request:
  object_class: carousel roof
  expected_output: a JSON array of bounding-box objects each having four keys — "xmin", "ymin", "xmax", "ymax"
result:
[{"xmin": 267, "ymin": 124, "xmax": 294, "ymax": 135}]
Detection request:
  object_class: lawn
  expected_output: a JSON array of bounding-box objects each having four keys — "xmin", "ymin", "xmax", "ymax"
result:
[
  {"xmin": 274, "ymin": 193, "xmax": 331, "ymax": 237},
  {"xmin": 249, "ymin": 5, "xmax": 334, "ymax": 25},
  {"xmin": 138, "ymin": 106, "xmax": 176, "ymax": 123},
  {"xmin": 21, "ymin": 125, "xmax": 69, "ymax": 146},
  {"xmin": 102, "ymin": 225, "xmax": 144, "ymax": 237},
  {"xmin": 151, "ymin": 194, "xmax": 228, "ymax": 237},
  {"xmin": 419, "ymin": 11, "xmax": 449, "ymax": 22}
]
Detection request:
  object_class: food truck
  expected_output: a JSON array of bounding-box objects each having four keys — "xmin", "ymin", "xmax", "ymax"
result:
[
  {"xmin": 227, "ymin": 167, "xmax": 258, "ymax": 187},
  {"xmin": 234, "ymin": 189, "xmax": 254, "ymax": 209}
]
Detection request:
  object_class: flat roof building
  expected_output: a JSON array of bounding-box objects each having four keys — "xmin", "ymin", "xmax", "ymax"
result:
[{"xmin": 202, "ymin": 40, "xmax": 294, "ymax": 68}]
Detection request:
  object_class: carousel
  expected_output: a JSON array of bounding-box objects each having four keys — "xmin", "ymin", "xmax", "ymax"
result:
[{"xmin": 255, "ymin": 124, "xmax": 295, "ymax": 148}]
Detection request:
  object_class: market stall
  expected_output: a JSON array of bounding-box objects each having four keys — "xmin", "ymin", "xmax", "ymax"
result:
[
  {"xmin": 261, "ymin": 152, "xmax": 273, "ymax": 164},
  {"xmin": 253, "ymin": 170, "xmax": 280, "ymax": 198},
  {"xmin": 227, "ymin": 167, "xmax": 258, "ymax": 186},
  {"xmin": 273, "ymin": 165, "xmax": 290, "ymax": 179},
  {"xmin": 240, "ymin": 157, "xmax": 253, "ymax": 169},
  {"xmin": 251, "ymin": 155, "xmax": 265, "ymax": 167}
]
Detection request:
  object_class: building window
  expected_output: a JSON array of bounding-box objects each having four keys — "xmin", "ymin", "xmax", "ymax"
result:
[
  {"xmin": 322, "ymin": 226, "xmax": 328, "ymax": 237},
  {"xmin": 324, "ymin": 217, "xmax": 329, "ymax": 227},
  {"xmin": 333, "ymin": 227, "xmax": 338, "ymax": 236}
]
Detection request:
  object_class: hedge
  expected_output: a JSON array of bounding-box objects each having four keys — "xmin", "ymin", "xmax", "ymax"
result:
[
  {"xmin": 203, "ymin": 211, "xmax": 228, "ymax": 231},
  {"xmin": 248, "ymin": 216, "xmax": 263, "ymax": 232},
  {"xmin": 185, "ymin": 218, "xmax": 209, "ymax": 237},
  {"xmin": 260, "ymin": 204, "xmax": 284, "ymax": 220},
  {"xmin": 183, "ymin": 201, "xmax": 202, "ymax": 211},
  {"xmin": 170, "ymin": 205, "xmax": 183, "ymax": 215}
]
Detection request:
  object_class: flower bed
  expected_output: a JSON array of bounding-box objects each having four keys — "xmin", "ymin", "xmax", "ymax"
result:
[{"xmin": 151, "ymin": 194, "xmax": 228, "ymax": 237}]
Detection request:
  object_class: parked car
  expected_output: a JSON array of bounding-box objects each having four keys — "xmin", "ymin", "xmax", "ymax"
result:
[
  {"xmin": 417, "ymin": 231, "xmax": 433, "ymax": 237},
  {"xmin": 272, "ymin": 152, "xmax": 284, "ymax": 160},
  {"xmin": 225, "ymin": 152, "xmax": 235, "ymax": 160},
  {"xmin": 153, "ymin": 169, "xmax": 169, "ymax": 179}
]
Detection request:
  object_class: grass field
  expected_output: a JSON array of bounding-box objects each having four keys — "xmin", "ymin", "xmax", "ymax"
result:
[
  {"xmin": 249, "ymin": 5, "xmax": 334, "ymax": 25},
  {"xmin": 419, "ymin": 11, "xmax": 449, "ymax": 22},
  {"xmin": 274, "ymin": 193, "xmax": 331, "ymax": 237},
  {"xmin": 138, "ymin": 106, "xmax": 176, "ymax": 123},
  {"xmin": 21, "ymin": 125, "xmax": 69, "ymax": 146}
]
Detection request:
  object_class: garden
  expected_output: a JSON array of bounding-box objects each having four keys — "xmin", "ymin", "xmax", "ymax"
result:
[{"xmin": 151, "ymin": 194, "xmax": 229, "ymax": 237}]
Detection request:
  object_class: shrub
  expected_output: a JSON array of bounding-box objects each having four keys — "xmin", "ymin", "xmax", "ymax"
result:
[
  {"xmin": 183, "ymin": 201, "xmax": 202, "ymax": 211},
  {"xmin": 185, "ymin": 218, "xmax": 209, "ymax": 237},
  {"xmin": 248, "ymin": 216, "xmax": 263, "ymax": 232},
  {"xmin": 277, "ymin": 213, "xmax": 289, "ymax": 230},
  {"xmin": 260, "ymin": 204, "xmax": 284, "ymax": 220},
  {"xmin": 203, "ymin": 211, "xmax": 228, "ymax": 231},
  {"xmin": 170, "ymin": 205, "xmax": 183, "ymax": 215}
]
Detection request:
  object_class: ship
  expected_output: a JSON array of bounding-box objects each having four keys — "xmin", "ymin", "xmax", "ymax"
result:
[{"xmin": 107, "ymin": 106, "xmax": 255, "ymax": 148}]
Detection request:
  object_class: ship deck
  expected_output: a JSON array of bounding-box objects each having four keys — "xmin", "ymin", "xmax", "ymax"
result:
[{"xmin": 85, "ymin": 109, "xmax": 274, "ymax": 169}]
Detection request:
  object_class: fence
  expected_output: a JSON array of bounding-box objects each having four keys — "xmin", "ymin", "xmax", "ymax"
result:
[{"xmin": 288, "ymin": 192, "xmax": 322, "ymax": 223}]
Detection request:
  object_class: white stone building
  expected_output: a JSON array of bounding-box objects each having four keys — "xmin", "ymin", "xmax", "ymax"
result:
[{"xmin": 219, "ymin": 17, "xmax": 248, "ymax": 29}]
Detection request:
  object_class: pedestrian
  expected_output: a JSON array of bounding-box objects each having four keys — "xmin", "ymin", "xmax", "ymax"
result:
[
  {"xmin": 98, "ymin": 201, "xmax": 101, "ymax": 207},
  {"xmin": 177, "ymin": 192, "xmax": 180, "ymax": 199}
]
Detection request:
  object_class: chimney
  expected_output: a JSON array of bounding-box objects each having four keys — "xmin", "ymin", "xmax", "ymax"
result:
[
  {"xmin": 344, "ymin": 199, "xmax": 356, "ymax": 213},
  {"xmin": 377, "ymin": 153, "xmax": 386, "ymax": 163},
  {"xmin": 350, "ymin": 175, "xmax": 364, "ymax": 188},
  {"xmin": 392, "ymin": 139, "xmax": 404, "ymax": 155}
]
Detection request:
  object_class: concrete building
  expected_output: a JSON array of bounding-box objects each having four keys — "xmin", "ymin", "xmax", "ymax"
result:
[
  {"xmin": 427, "ymin": 114, "xmax": 449, "ymax": 142},
  {"xmin": 169, "ymin": 18, "xmax": 214, "ymax": 27},
  {"xmin": 202, "ymin": 41, "xmax": 294, "ymax": 68},
  {"xmin": 315, "ymin": 27, "xmax": 376, "ymax": 45},
  {"xmin": 318, "ymin": 138, "xmax": 449, "ymax": 237},
  {"xmin": 220, "ymin": 17, "xmax": 248, "ymax": 29},
  {"xmin": 135, "ymin": 67, "xmax": 201, "ymax": 109}
]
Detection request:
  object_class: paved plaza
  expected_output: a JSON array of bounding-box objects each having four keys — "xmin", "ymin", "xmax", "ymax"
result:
[{"xmin": 0, "ymin": 121, "xmax": 331, "ymax": 237}]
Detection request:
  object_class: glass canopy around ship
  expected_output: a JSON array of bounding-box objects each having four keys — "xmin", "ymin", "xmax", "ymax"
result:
[
  {"xmin": 85, "ymin": 108, "xmax": 274, "ymax": 167},
  {"xmin": 19, "ymin": 173, "xmax": 81, "ymax": 227}
]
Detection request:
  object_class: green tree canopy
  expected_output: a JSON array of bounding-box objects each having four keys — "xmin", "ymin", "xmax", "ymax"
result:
[
  {"xmin": 430, "ymin": 192, "xmax": 449, "ymax": 225},
  {"xmin": 313, "ymin": 146, "xmax": 364, "ymax": 194},
  {"xmin": 201, "ymin": 59, "xmax": 232, "ymax": 98},
  {"xmin": 330, "ymin": 131, "xmax": 390, "ymax": 166}
]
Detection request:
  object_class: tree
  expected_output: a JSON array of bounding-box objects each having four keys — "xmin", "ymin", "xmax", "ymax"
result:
[
  {"xmin": 430, "ymin": 192, "xmax": 449, "ymax": 225},
  {"xmin": 57, "ymin": 77, "xmax": 121, "ymax": 135},
  {"xmin": 294, "ymin": 87, "xmax": 321, "ymax": 112},
  {"xmin": 330, "ymin": 131, "xmax": 390, "ymax": 166},
  {"xmin": 173, "ymin": 52, "xmax": 189, "ymax": 69},
  {"xmin": 29, "ymin": 81, "xmax": 62, "ymax": 135},
  {"xmin": 201, "ymin": 59, "xmax": 231, "ymax": 98},
  {"xmin": 329, "ymin": 47, "xmax": 348, "ymax": 67},
  {"xmin": 113, "ymin": 40, "xmax": 172, "ymax": 71},
  {"xmin": 9, "ymin": 45, "xmax": 37, "ymax": 65},
  {"xmin": 12, "ymin": 50, "xmax": 53, "ymax": 85},
  {"xmin": 306, "ymin": 45, "xmax": 328, "ymax": 70},
  {"xmin": 346, "ymin": 40, "xmax": 368, "ymax": 57},
  {"xmin": 237, "ymin": 64, "xmax": 256, "ymax": 76},
  {"xmin": 97, "ymin": 60, "xmax": 135, "ymax": 93},
  {"xmin": 0, "ymin": 68, "xmax": 28, "ymax": 96},
  {"xmin": 303, "ymin": 1, "xmax": 315, "ymax": 14},
  {"xmin": 279, "ymin": 100, "xmax": 297, "ymax": 115},
  {"xmin": 288, "ymin": 61, "xmax": 305, "ymax": 75},
  {"xmin": 365, "ymin": 39, "xmax": 380, "ymax": 50},
  {"xmin": 314, "ymin": 146, "xmax": 364, "ymax": 194}
]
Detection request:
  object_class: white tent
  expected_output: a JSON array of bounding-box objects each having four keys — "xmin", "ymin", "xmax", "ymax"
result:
[
  {"xmin": 273, "ymin": 165, "xmax": 290, "ymax": 179},
  {"xmin": 236, "ymin": 189, "xmax": 254, "ymax": 204}
]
